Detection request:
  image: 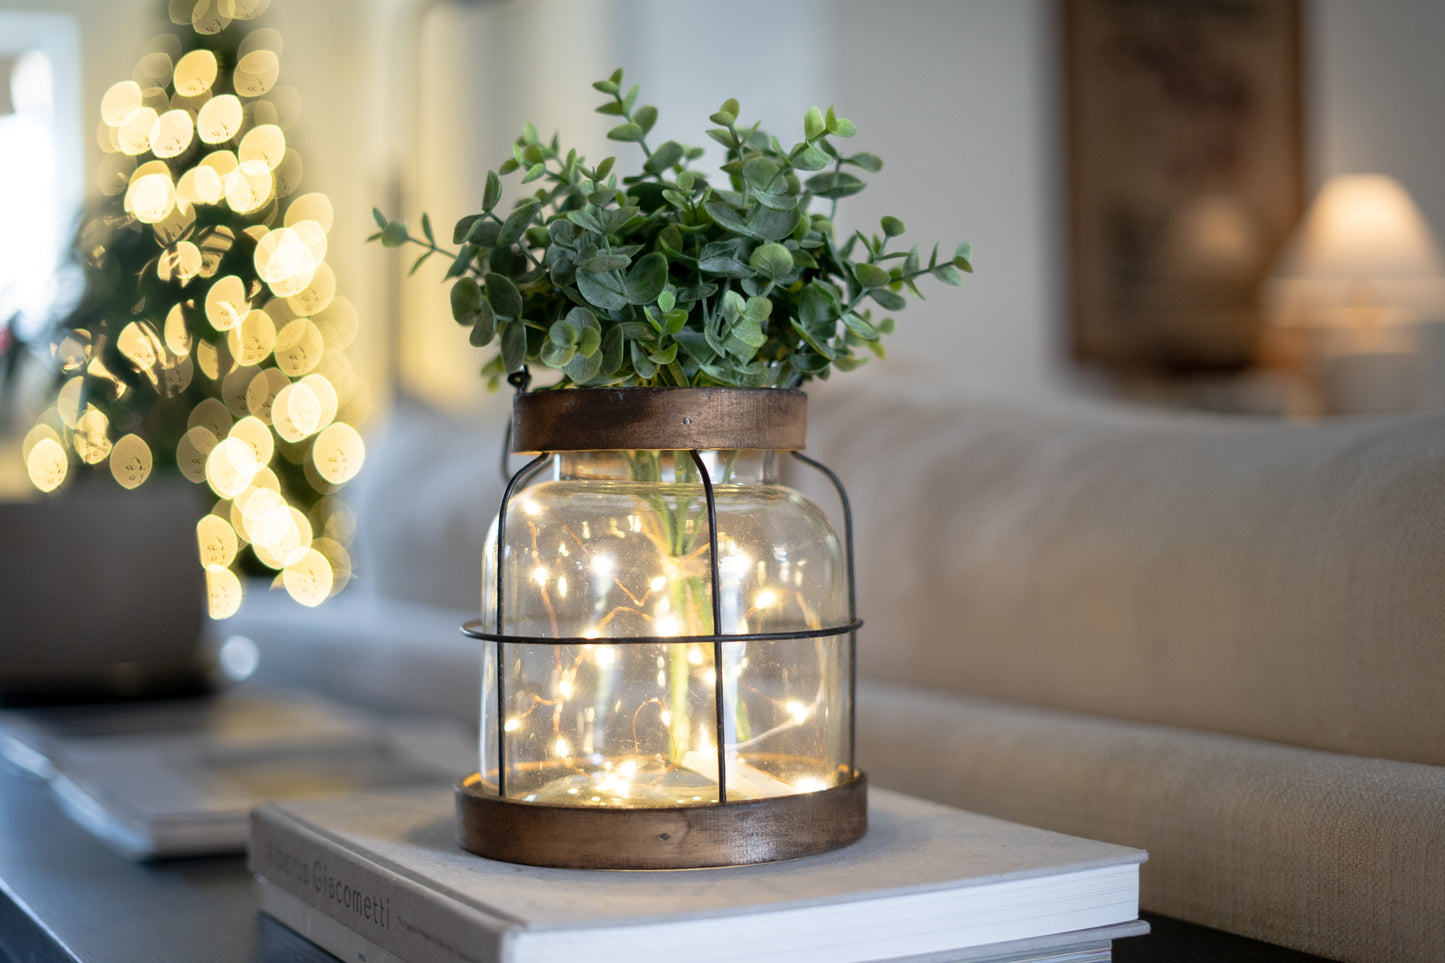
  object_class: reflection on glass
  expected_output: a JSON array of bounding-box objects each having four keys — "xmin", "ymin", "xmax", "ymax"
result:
[{"xmin": 480, "ymin": 451, "xmax": 849, "ymax": 808}]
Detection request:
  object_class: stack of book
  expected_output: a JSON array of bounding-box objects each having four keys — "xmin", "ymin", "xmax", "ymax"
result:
[{"xmin": 249, "ymin": 785, "xmax": 1147, "ymax": 963}]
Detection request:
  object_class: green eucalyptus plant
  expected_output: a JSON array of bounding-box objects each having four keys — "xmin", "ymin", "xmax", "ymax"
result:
[{"xmin": 371, "ymin": 68, "xmax": 972, "ymax": 390}]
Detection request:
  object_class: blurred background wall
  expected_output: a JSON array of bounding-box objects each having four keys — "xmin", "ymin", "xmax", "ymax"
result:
[{"xmin": 2, "ymin": 0, "xmax": 1443, "ymax": 423}]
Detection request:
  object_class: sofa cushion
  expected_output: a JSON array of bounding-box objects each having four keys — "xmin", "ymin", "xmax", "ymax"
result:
[
  {"xmin": 858, "ymin": 679, "xmax": 1445, "ymax": 963},
  {"xmin": 802, "ymin": 384, "xmax": 1445, "ymax": 767}
]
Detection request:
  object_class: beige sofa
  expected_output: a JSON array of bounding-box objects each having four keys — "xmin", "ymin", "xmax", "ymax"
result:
[{"xmin": 235, "ymin": 383, "xmax": 1445, "ymax": 963}]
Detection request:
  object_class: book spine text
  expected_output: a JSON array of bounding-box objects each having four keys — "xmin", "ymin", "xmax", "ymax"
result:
[{"xmin": 248, "ymin": 806, "xmax": 506, "ymax": 963}]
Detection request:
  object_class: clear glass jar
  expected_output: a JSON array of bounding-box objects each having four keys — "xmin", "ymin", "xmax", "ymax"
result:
[{"xmin": 479, "ymin": 447, "xmax": 850, "ymax": 808}]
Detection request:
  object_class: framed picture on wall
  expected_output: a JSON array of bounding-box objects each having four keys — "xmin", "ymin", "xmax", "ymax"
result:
[{"xmin": 1062, "ymin": 0, "xmax": 1304, "ymax": 373}]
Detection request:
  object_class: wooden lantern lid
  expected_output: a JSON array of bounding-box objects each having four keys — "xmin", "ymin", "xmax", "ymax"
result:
[{"xmin": 511, "ymin": 387, "xmax": 807, "ymax": 452}]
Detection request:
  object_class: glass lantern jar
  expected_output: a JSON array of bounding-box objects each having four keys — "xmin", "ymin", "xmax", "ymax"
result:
[{"xmin": 457, "ymin": 387, "xmax": 866, "ymax": 869}]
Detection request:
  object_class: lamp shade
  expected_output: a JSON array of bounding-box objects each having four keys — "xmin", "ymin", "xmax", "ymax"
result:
[{"xmin": 1265, "ymin": 174, "xmax": 1445, "ymax": 329}]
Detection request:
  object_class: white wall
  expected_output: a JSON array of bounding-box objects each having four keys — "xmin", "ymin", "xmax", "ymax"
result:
[
  {"xmin": 822, "ymin": 0, "xmax": 1067, "ymax": 399},
  {"xmin": 1308, "ymin": 0, "xmax": 1445, "ymax": 238}
]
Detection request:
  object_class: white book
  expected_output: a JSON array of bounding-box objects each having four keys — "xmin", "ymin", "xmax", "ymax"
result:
[{"xmin": 248, "ymin": 786, "xmax": 1147, "ymax": 963}]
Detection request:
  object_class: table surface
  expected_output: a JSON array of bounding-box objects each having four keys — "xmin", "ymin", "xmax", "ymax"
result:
[{"xmin": 0, "ymin": 764, "xmax": 1328, "ymax": 963}]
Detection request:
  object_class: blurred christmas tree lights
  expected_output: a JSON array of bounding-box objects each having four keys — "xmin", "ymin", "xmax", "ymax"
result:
[{"xmin": 22, "ymin": 0, "xmax": 368, "ymax": 618}]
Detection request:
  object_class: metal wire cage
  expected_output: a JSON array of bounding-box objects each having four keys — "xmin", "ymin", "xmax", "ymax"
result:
[{"xmin": 455, "ymin": 387, "xmax": 867, "ymax": 869}]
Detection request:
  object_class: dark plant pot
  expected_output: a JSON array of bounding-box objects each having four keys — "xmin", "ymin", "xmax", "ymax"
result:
[{"xmin": 0, "ymin": 478, "xmax": 213, "ymax": 705}]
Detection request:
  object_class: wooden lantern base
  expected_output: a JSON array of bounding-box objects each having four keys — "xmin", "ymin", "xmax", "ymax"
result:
[{"xmin": 455, "ymin": 770, "xmax": 867, "ymax": 870}]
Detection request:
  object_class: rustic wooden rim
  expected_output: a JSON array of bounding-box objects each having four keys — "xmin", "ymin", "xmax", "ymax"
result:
[
  {"xmin": 455, "ymin": 770, "xmax": 867, "ymax": 870},
  {"xmin": 511, "ymin": 387, "xmax": 807, "ymax": 453}
]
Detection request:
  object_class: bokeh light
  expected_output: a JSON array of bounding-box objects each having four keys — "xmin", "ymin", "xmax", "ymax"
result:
[
  {"xmin": 27, "ymin": 5, "xmax": 366, "ymax": 617},
  {"xmin": 109, "ymin": 434, "xmax": 154, "ymax": 489}
]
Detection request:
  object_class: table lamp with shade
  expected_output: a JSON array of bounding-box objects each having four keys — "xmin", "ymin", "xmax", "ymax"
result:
[{"xmin": 1263, "ymin": 173, "xmax": 1445, "ymax": 413}]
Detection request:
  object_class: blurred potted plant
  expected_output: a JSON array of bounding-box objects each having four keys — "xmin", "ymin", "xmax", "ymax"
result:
[{"xmin": 371, "ymin": 70, "xmax": 973, "ymax": 869}]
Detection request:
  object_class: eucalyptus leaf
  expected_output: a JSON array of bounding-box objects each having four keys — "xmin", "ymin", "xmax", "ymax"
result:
[
  {"xmin": 469, "ymin": 300, "xmax": 497, "ymax": 346},
  {"xmin": 630, "ymin": 340, "xmax": 657, "ymax": 380},
  {"xmin": 565, "ymin": 209, "xmax": 605, "ymax": 235},
  {"xmin": 624, "ymin": 252, "xmax": 669, "ymax": 305},
  {"xmin": 746, "ymin": 206, "xmax": 801, "ymax": 242},
  {"xmin": 499, "ymin": 320, "xmax": 527, "ymax": 372},
  {"xmin": 749, "ymin": 243, "xmax": 794, "ymax": 282},
  {"xmin": 498, "ymin": 201, "xmax": 540, "ymax": 247},
  {"xmin": 742, "ymin": 156, "xmax": 781, "ymax": 189},
  {"xmin": 672, "ymin": 328, "xmax": 715, "ymax": 364},
  {"xmin": 805, "ymin": 171, "xmax": 866, "ymax": 200},
  {"xmin": 854, "ymin": 262, "xmax": 892, "ymax": 288},
  {"xmin": 478, "ymin": 171, "xmax": 502, "ymax": 212},
  {"xmin": 577, "ymin": 270, "xmax": 629, "ymax": 312},
  {"xmin": 541, "ymin": 339, "xmax": 575, "ymax": 367},
  {"xmin": 803, "ymin": 105, "xmax": 826, "ymax": 142},
  {"xmin": 580, "ymin": 254, "xmax": 631, "ymax": 273},
  {"xmin": 570, "ymin": 307, "xmax": 602, "ymax": 355},
  {"xmin": 646, "ymin": 143, "xmax": 687, "ymax": 175},
  {"xmin": 548, "ymin": 317, "xmax": 578, "ymax": 347},
  {"xmin": 751, "ymin": 188, "xmax": 799, "ymax": 212},
  {"xmin": 453, "ymin": 214, "xmax": 482, "ymax": 245},
  {"xmin": 790, "ymin": 143, "xmax": 831, "ymax": 171},
  {"xmin": 486, "ymin": 274, "xmax": 523, "ymax": 318},
  {"xmin": 868, "ymin": 288, "xmax": 908, "ymax": 311},
  {"xmin": 845, "ymin": 152, "xmax": 883, "ymax": 173},
  {"xmin": 724, "ymin": 317, "xmax": 765, "ymax": 360},
  {"xmin": 697, "ymin": 255, "xmax": 753, "ymax": 278},
  {"xmin": 379, "ymin": 221, "xmax": 408, "ymax": 247},
  {"xmin": 608, "ymin": 123, "xmax": 646, "ymax": 143},
  {"xmin": 789, "ymin": 317, "xmax": 837, "ymax": 359},
  {"xmin": 564, "ymin": 346, "xmax": 603, "ymax": 383},
  {"xmin": 704, "ymin": 201, "xmax": 750, "ymax": 237},
  {"xmin": 450, "ymin": 276, "xmax": 482, "ymax": 324},
  {"xmin": 599, "ymin": 324, "xmax": 625, "ymax": 375},
  {"xmin": 842, "ymin": 312, "xmax": 880, "ymax": 340},
  {"xmin": 932, "ymin": 264, "xmax": 965, "ymax": 286},
  {"xmin": 791, "ymin": 247, "xmax": 820, "ymax": 270},
  {"xmin": 954, "ymin": 240, "xmax": 974, "ymax": 271}
]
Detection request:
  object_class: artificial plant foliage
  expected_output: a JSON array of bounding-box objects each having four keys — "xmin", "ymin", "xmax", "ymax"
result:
[{"xmin": 373, "ymin": 69, "xmax": 972, "ymax": 390}]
